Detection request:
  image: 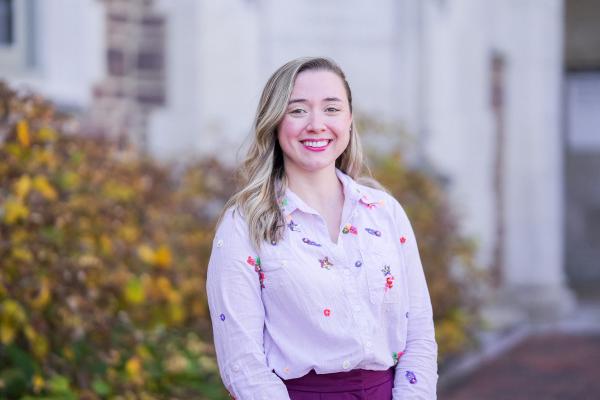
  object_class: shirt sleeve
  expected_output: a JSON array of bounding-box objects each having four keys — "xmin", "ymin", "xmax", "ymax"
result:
[
  {"xmin": 388, "ymin": 195, "xmax": 439, "ymax": 399},
  {"xmin": 206, "ymin": 208, "xmax": 291, "ymax": 400}
]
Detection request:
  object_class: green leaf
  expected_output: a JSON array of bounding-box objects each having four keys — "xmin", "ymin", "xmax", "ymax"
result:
[{"xmin": 92, "ymin": 376, "xmax": 111, "ymax": 396}]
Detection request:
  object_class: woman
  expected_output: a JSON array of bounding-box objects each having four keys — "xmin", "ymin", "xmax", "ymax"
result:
[{"xmin": 206, "ymin": 57, "xmax": 438, "ymax": 399}]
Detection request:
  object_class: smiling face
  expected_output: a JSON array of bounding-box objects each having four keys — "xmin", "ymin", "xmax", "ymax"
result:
[{"xmin": 277, "ymin": 69, "xmax": 353, "ymax": 175}]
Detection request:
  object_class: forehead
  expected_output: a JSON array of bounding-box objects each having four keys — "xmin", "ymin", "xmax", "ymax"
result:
[{"xmin": 290, "ymin": 69, "xmax": 347, "ymax": 100}]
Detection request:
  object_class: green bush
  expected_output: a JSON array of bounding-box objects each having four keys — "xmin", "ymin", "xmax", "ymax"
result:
[
  {"xmin": 0, "ymin": 81, "xmax": 481, "ymax": 398},
  {"xmin": 0, "ymin": 82, "xmax": 232, "ymax": 399},
  {"xmin": 369, "ymin": 153, "xmax": 482, "ymax": 363}
]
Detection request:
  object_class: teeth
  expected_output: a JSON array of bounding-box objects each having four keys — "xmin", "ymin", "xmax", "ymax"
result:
[{"xmin": 303, "ymin": 140, "xmax": 329, "ymax": 148}]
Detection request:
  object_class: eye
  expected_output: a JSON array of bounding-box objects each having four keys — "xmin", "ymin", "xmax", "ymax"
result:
[
  {"xmin": 325, "ymin": 107, "xmax": 341, "ymax": 113},
  {"xmin": 289, "ymin": 108, "xmax": 307, "ymax": 115}
]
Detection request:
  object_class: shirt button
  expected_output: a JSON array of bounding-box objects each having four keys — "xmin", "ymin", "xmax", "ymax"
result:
[
  {"xmin": 365, "ymin": 340, "xmax": 373, "ymax": 348},
  {"xmin": 232, "ymin": 363, "xmax": 240, "ymax": 372},
  {"xmin": 216, "ymin": 239, "xmax": 223, "ymax": 248},
  {"xmin": 342, "ymin": 360, "xmax": 351, "ymax": 370}
]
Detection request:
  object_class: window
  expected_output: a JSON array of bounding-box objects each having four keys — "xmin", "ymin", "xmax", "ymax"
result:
[
  {"xmin": 0, "ymin": 0, "xmax": 36, "ymax": 72},
  {"xmin": 0, "ymin": 0, "xmax": 13, "ymax": 46}
]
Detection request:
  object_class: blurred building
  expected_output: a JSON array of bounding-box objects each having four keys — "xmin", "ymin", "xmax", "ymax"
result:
[{"xmin": 1, "ymin": 0, "xmax": 598, "ymax": 326}]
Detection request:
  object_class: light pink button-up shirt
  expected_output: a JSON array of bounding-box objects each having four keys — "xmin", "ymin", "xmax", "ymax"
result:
[{"xmin": 206, "ymin": 169, "xmax": 438, "ymax": 399}]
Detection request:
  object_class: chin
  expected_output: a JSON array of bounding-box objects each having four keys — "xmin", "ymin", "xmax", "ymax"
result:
[{"xmin": 299, "ymin": 160, "xmax": 336, "ymax": 173}]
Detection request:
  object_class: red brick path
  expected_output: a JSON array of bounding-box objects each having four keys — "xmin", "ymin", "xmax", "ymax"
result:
[{"xmin": 440, "ymin": 333, "xmax": 600, "ymax": 400}]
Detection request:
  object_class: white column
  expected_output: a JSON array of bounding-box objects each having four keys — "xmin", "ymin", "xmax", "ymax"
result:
[{"xmin": 499, "ymin": 0, "xmax": 575, "ymax": 321}]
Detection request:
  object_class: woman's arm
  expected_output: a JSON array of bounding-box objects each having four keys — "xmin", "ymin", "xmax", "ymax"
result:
[
  {"xmin": 388, "ymin": 195, "xmax": 439, "ymax": 399},
  {"xmin": 206, "ymin": 208, "xmax": 291, "ymax": 400}
]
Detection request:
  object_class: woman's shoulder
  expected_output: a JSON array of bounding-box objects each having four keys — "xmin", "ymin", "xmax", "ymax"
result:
[{"xmin": 216, "ymin": 205, "xmax": 249, "ymax": 236}]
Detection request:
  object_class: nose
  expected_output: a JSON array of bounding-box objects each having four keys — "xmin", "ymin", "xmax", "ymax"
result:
[{"xmin": 307, "ymin": 114, "xmax": 326, "ymax": 133}]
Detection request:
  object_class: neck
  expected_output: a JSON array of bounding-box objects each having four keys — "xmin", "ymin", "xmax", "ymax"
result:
[{"xmin": 284, "ymin": 164, "xmax": 342, "ymax": 208}]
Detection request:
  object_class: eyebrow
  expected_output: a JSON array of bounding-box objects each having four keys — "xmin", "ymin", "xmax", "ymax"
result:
[{"xmin": 288, "ymin": 97, "xmax": 343, "ymax": 105}]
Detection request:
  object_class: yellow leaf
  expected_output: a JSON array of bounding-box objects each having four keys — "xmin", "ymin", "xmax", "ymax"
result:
[
  {"xmin": 1, "ymin": 299, "xmax": 27, "ymax": 323},
  {"xmin": 14, "ymin": 175, "xmax": 32, "ymax": 199},
  {"xmin": 3, "ymin": 198, "xmax": 29, "ymax": 224},
  {"xmin": 63, "ymin": 346, "xmax": 75, "ymax": 361},
  {"xmin": 120, "ymin": 226, "xmax": 140, "ymax": 243},
  {"xmin": 30, "ymin": 277, "xmax": 51, "ymax": 309},
  {"xmin": 32, "ymin": 175, "xmax": 58, "ymax": 200},
  {"xmin": 59, "ymin": 170, "xmax": 80, "ymax": 190},
  {"xmin": 137, "ymin": 245, "xmax": 155, "ymax": 264},
  {"xmin": 156, "ymin": 276, "xmax": 172, "ymax": 297},
  {"xmin": 38, "ymin": 126, "xmax": 57, "ymax": 142},
  {"xmin": 168, "ymin": 304, "xmax": 185, "ymax": 324},
  {"xmin": 100, "ymin": 235, "xmax": 113, "ymax": 255},
  {"xmin": 24, "ymin": 325, "xmax": 48, "ymax": 358},
  {"xmin": 125, "ymin": 356, "xmax": 142, "ymax": 377},
  {"xmin": 31, "ymin": 334, "xmax": 49, "ymax": 358},
  {"xmin": 24, "ymin": 325, "xmax": 36, "ymax": 341},
  {"xmin": 0, "ymin": 323, "xmax": 17, "ymax": 344},
  {"xmin": 124, "ymin": 277, "xmax": 145, "ymax": 305},
  {"xmin": 11, "ymin": 247, "xmax": 33, "ymax": 262},
  {"xmin": 154, "ymin": 245, "xmax": 172, "ymax": 268},
  {"xmin": 0, "ymin": 299, "xmax": 27, "ymax": 344},
  {"xmin": 36, "ymin": 148, "xmax": 58, "ymax": 169},
  {"xmin": 32, "ymin": 374, "xmax": 45, "ymax": 393},
  {"xmin": 135, "ymin": 345, "xmax": 152, "ymax": 361},
  {"xmin": 17, "ymin": 120, "xmax": 30, "ymax": 147}
]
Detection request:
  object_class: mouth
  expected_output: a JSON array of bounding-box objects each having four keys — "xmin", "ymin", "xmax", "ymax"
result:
[{"xmin": 300, "ymin": 139, "xmax": 333, "ymax": 152}]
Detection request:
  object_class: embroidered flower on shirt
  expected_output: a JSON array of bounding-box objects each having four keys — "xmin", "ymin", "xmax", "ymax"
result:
[
  {"xmin": 385, "ymin": 276, "xmax": 395, "ymax": 291},
  {"xmin": 319, "ymin": 257, "xmax": 334, "ymax": 270},
  {"xmin": 287, "ymin": 219, "xmax": 300, "ymax": 232},
  {"xmin": 220, "ymin": 313, "xmax": 226, "ymax": 321},
  {"xmin": 392, "ymin": 351, "xmax": 404, "ymax": 365},
  {"xmin": 381, "ymin": 265, "xmax": 391, "ymax": 276},
  {"xmin": 354, "ymin": 260, "xmax": 362, "ymax": 268},
  {"xmin": 400, "ymin": 236, "xmax": 407, "ymax": 244},
  {"xmin": 280, "ymin": 197, "xmax": 288, "ymax": 207},
  {"xmin": 302, "ymin": 237, "xmax": 322, "ymax": 247},
  {"xmin": 342, "ymin": 224, "xmax": 358, "ymax": 235},
  {"xmin": 405, "ymin": 370, "xmax": 417, "ymax": 384},
  {"xmin": 381, "ymin": 265, "xmax": 394, "ymax": 291},
  {"xmin": 359, "ymin": 196, "xmax": 384, "ymax": 209},
  {"xmin": 365, "ymin": 228, "xmax": 382, "ymax": 237},
  {"xmin": 246, "ymin": 256, "xmax": 265, "ymax": 288},
  {"xmin": 323, "ymin": 308, "xmax": 331, "ymax": 317}
]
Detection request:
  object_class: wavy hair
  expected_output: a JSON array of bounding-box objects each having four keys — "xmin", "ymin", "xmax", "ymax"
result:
[{"xmin": 218, "ymin": 57, "xmax": 376, "ymax": 250}]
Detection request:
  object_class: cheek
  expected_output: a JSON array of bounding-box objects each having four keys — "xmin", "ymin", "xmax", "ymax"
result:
[{"xmin": 278, "ymin": 118, "xmax": 302, "ymax": 141}]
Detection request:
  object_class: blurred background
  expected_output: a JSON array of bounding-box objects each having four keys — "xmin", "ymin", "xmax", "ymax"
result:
[{"xmin": 0, "ymin": 0, "xmax": 599, "ymax": 399}]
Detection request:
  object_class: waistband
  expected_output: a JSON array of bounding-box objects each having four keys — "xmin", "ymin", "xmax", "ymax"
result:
[{"xmin": 283, "ymin": 368, "xmax": 394, "ymax": 393}]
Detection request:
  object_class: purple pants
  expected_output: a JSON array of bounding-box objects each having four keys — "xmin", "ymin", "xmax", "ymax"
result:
[{"xmin": 282, "ymin": 368, "xmax": 394, "ymax": 400}]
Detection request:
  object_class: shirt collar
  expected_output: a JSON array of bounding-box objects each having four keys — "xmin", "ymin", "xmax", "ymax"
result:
[{"xmin": 278, "ymin": 168, "xmax": 365, "ymax": 218}]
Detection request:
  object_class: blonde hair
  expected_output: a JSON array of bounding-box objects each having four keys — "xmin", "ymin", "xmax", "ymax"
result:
[{"xmin": 218, "ymin": 57, "xmax": 375, "ymax": 250}]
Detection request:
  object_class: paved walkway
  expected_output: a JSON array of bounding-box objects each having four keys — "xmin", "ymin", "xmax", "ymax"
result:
[
  {"xmin": 440, "ymin": 332, "xmax": 600, "ymax": 400},
  {"xmin": 439, "ymin": 300, "xmax": 600, "ymax": 400}
]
